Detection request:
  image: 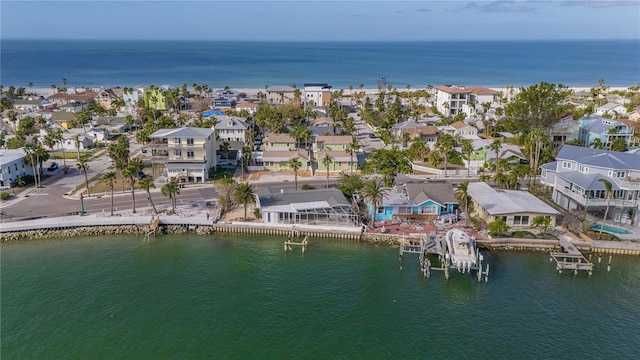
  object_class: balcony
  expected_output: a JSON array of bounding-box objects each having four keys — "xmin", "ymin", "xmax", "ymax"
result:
[{"xmin": 557, "ymin": 186, "xmax": 639, "ymax": 207}]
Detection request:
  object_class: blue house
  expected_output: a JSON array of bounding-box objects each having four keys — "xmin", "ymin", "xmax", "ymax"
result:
[
  {"xmin": 369, "ymin": 182, "xmax": 458, "ymax": 221},
  {"xmin": 577, "ymin": 115, "xmax": 633, "ymax": 148}
]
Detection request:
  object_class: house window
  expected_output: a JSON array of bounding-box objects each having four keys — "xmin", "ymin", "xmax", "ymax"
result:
[
  {"xmin": 377, "ymin": 207, "xmax": 385, "ymax": 214},
  {"xmin": 174, "ymin": 150, "xmax": 182, "ymax": 156},
  {"xmin": 173, "ymin": 138, "xmax": 181, "ymax": 144},
  {"xmin": 187, "ymin": 151, "xmax": 194, "ymax": 159},
  {"xmin": 513, "ymin": 215, "xmax": 530, "ymax": 225},
  {"xmin": 614, "ymin": 171, "xmax": 626, "ymax": 178},
  {"xmin": 396, "ymin": 206, "xmax": 412, "ymax": 214},
  {"xmin": 419, "ymin": 206, "xmax": 437, "ymax": 214},
  {"xmin": 562, "ymin": 161, "xmax": 572, "ymax": 169},
  {"xmin": 187, "ymin": 138, "xmax": 194, "ymax": 145},
  {"xmin": 578, "ymin": 165, "xmax": 589, "ymax": 173}
]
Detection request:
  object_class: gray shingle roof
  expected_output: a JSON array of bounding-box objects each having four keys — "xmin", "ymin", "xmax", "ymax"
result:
[
  {"xmin": 556, "ymin": 145, "xmax": 640, "ymax": 171},
  {"xmin": 557, "ymin": 171, "xmax": 621, "ymax": 190}
]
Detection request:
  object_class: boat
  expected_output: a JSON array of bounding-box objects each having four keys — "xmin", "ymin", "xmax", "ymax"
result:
[{"xmin": 445, "ymin": 228, "xmax": 478, "ymax": 273}]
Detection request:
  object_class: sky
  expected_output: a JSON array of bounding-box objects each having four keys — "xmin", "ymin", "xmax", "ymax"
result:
[{"xmin": 1, "ymin": 0, "xmax": 639, "ymax": 41}]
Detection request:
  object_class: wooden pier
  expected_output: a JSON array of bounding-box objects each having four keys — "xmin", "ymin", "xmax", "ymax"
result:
[
  {"xmin": 399, "ymin": 233, "xmax": 489, "ymax": 282},
  {"xmin": 549, "ymin": 238, "xmax": 595, "ymax": 275}
]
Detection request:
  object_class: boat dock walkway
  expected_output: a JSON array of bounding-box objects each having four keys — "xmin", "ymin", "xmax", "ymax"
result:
[{"xmin": 549, "ymin": 237, "xmax": 595, "ymax": 275}]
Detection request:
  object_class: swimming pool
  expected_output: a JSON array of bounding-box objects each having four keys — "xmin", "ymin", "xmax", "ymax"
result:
[{"xmin": 592, "ymin": 223, "xmax": 634, "ymax": 235}]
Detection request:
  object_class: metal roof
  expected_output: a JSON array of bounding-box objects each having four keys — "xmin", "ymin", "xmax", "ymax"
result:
[
  {"xmin": 556, "ymin": 145, "xmax": 640, "ymax": 171},
  {"xmin": 150, "ymin": 127, "xmax": 214, "ymax": 139},
  {"xmin": 468, "ymin": 182, "xmax": 559, "ymax": 216}
]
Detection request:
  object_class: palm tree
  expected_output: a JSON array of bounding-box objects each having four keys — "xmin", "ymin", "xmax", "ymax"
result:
[
  {"xmin": 436, "ymin": 133, "xmax": 455, "ymax": 177},
  {"xmin": 287, "ymin": 157, "xmax": 303, "ymax": 191},
  {"xmin": 460, "ymin": 138, "xmax": 474, "ymax": 177},
  {"xmin": 161, "ymin": 180, "xmax": 180, "ymax": 213},
  {"xmin": 219, "ymin": 141, "xmax": 231, "ymax": 164},
  {"xmin": 454, "ymin": 181, "xmax": 471, "ymax": 227},
  {"xmin": 232, "ymin": 182, "xmax": 255, "ymax": 221},
  {"xmin": 122, "ymin": 159, "xmax": 143, "ymax": 214},
  {"xmin": 345, "ymin": 137, "xmax": 360, "ymax": 174},
  {"xmin": 359, "ymin": 178, "xmax": 388, "ymax": 229},
  {"xmin": 490, "ymin": 139, "xmax": 502, "ymax": 169},
  {"xmin": 598, "ymin": 179, "xmax": 612, "ymax": 233},
  {"xmin": 74, "ymin": 134, "xmax": 81, "ymax": 160},
  {"xmin": 591, "ymin": 138, "xmax": 604, "ymax": 149},
  {"xmin": 139, "ymin": 177, "xmax": 158, "ymax": 214},
  {"xmin": 103, "ymin": 171, "xmax": 116, "ymax": 216},
  {"xmin": 77, "ymin": 154, "xmax": 90, "ymax": 196},
  {"xmin": 321, "ymin": 154, "xmax": 333, "ymax": 188}
]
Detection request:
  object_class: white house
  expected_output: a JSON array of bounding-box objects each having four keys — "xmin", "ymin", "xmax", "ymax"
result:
[
  {"xmin": 150, "ymin": 127, "xmax": 217, "ymax": 183},
  {"xmin": 303, "ymin": 83, "xmax": 332, "ymax": 107},
  {"xmin": 213, "ymin": 115, "xmax": 249, "ymax": 143},
  {"xmin": 596, "ymin": 102, "xmax": 628, "ymax": 118},
  {"xmin": 540, "ymin": 144, "xmax": 640, "ymax": 227},
  {"xmin": 0, "ymin": 149, "xmax": 34, "ymax": 189}
]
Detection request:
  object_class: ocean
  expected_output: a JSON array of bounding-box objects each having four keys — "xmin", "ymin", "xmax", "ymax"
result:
[
  {"xmin": 1, "ymin": 39, "xmax": 639, "ymax": 89},
  {"xmin": 2, "ymin": 234, "xmax": 639, "ymax": 359}
]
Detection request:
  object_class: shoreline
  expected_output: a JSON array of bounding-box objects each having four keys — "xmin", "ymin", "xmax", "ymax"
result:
[
  {"xmin": 2, "ymin": 217, "xmax": 639, "ymax": 255},
  {"xmin": 17, "ymin": 85, "xmax": 636, "ymax": 99}
]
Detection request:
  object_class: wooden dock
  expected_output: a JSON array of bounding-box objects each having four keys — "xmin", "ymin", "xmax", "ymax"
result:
[
  {"xmin": 549, "ymin": 237, "xmax": 594, "ymax": 275},
  {"xmin": 398, "ymin": 233, "xmax": 489, "ymax": 282}
]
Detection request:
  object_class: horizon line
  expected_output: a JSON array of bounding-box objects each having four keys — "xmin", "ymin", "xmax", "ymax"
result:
[{"xmin": 2, "ymin": 38, "xmax": 639, "ymax": 42}]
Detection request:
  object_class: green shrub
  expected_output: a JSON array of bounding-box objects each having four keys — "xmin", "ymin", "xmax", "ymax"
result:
[
  {"xmin": 0, "ymin": 192, "xmax": 10, "ymax": 201},
  {"xmin": 253, "ymin": 207, "xmax": 262, "ymax": 219}
]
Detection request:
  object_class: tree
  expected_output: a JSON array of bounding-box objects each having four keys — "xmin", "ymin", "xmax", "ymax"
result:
[
  {"xmin": 454, "ymin": 181, "xmax": 470, "ymax": 227},
  {"xmin": 435, "ymin": 133, "xmax": 455, "ymax": 177},
  {"xmin": 359, "ymin": 178, "xmax": 388, "ymax": 229},
  {"xmin": 336, "ymin": 172, "xmax": 364, "ymax": 199},
  {"xmin": 532, "ymin": 215, "xmax": 551, "ymax": 234},
  {"xmin": 232, "ymin": 182, "xmax": 256, "ymax": 221},
  {"xmin": 77, "ymin": 154, "xmax": 90, "ymax": 196},
  {"xmin": 505, "ymin": 82, "xmax": 572, "ymax": 134},
  {"xmin": 321, "ymin": 154, "xmax": 333, "ymax": 189},
  {"xmin": 219, "ymin": 141, "xmax": 231, "ymax": 163},
  {"xmin": 460, "ymin": 138, "xmax": 474, "ymax": 177},
  {"xmin": 611, "ymin": 138, "xmax": 627, "ymax": 152},
  {"xmin": 122, "ymin": 158, "xmax": 143, "ymax": 214},
  {"xmin": 345, "ymin": 137, "xmax": 360, "ymax": 174},
  {"xmin": 408, "ymin": 137, "xmax": 429, "ymax": 162},
  {"xmin": 598, "ymin": 179, "xmax": 612, "ymax": 233},
  {"xmin": 359, "ymin": 147, "xmax": 412, "ymax": 187},
  {"xmin": 103, "ymin": 171, "xmax": 117, "ymax": 216},
  {"xmin": 139, "ymin": 177, "xmax": 158, "ymax": 214},
  {"xmin": 488, "ymin": 217, "xmax": 510, "ymax": 237},
  {"xmin": 489, "ymin": 139, "xmax": 502, "ymax": 169},
  {"xmin": 287, "ymin": 157, "xmax": 303, "ymax": 191},
  {"xmin": 161, "ymin": 180, "xmax": 180, "ymax": 214}
]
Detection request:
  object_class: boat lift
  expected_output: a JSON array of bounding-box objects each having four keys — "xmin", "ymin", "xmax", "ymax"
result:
[{"xmin": 399, "ymin": 232, "xmax": 489, "ymax": 282}]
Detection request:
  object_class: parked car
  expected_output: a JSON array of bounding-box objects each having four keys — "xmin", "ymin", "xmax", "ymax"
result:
[
  {"xmin": 138, "ymin": 171, "xmax": 147, "ymax": 179},
  {"xmin": 47, "ymin": 162, "xmax": 59, "ymax": 171}
]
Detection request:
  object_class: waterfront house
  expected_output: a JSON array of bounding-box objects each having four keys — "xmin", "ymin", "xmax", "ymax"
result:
[
  {"xmin": 256, "ymin": 188, "xmax": 358, "ymax": 227},
  {"xmin": 266, "ymin": 85, "xmax": 296, "ymax": 105},
  {"xmin": 371, "ymin": 182, "xmax": 458, "ymax": 221},
  {"xmin": 540, "ymin": 144, "xmax": 640, "ymax": 226},
  {"xmin": 213, "ymin": 115, "xmax": 249, "ymax": 143},
  {"xmin": 150, "ymin": 127, "xmax": 217, "ymax": 183},
  {"xmin": 47, "ymin": 90, "xmax": 96, "ymax": 108},
  {"xmin": 577, "ymin": 115, "xmax": 633, "ymax": 148},
  {"xmin": 304, "ymin": 83, "xmax": 332, "ymax": 107},
  {"xmin": 467, "ymin": 182, "xmax": 559, "ymax": 229},
  {"xmin": 0, "ymin": 149, "xmax": 34, "ymax": 189}
]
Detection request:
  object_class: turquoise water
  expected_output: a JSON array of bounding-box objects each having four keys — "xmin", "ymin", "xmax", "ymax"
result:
[
  {"xmin": 2, "ymin": 234, "xmax": 640, "ymax": 359},
  {"xmin": 592, "ymin": 223, "xmax": 634, "ymax": 235}
]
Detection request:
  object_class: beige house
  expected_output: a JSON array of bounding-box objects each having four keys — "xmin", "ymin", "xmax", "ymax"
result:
[{"xmin": 467, "ymin": 182, "xmax": 559, "ymax": 229}]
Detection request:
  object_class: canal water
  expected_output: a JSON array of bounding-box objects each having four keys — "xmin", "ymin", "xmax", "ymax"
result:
[{"xmin": 2, "ymin": 234, "xmax": 639, "ymax": 359}]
